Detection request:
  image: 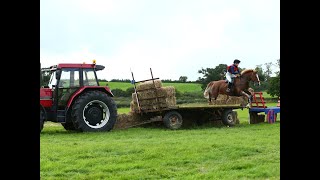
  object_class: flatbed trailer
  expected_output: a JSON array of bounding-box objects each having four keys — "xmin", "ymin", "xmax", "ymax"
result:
[
  {"xmin": 126, "ymin": 69, "xmax": 246, "ymax": 130},
  {"xmin": 131, "ymin": 104, "xmax": 244, "ymax": 129}
]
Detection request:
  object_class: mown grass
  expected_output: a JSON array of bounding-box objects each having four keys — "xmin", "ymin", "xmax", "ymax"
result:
[{"xmin": 41, "ymin": 102, "xmax": 280, "ymax": 179}]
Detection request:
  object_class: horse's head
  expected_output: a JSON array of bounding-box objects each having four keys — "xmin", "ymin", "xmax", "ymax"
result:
[{"xmin": 240, "ymin": 69, "xmax": 261, "ymax": 86}]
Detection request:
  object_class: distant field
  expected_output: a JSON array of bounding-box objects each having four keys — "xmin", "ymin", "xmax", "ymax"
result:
[
  {"xmin": 100, "ymin": 82, "xmax": 133, "ymax": 91},
  {"xmin": 100, "ymin": 81, "xmax": 203, "ymax": 93}
]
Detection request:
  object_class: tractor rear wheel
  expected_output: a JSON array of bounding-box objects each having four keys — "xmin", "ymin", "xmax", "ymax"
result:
[{"xmin": 71, "ymin": 91, "xmax": 117, "ymax": 132}]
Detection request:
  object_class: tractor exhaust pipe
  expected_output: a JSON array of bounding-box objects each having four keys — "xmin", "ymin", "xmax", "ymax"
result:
[{"xmin": 40, "ymin": 63, "xmax": 42, "ymax": 88}]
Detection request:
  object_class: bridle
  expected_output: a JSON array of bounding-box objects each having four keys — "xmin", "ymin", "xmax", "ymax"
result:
[
  {"xmin": 252, "ymin": 72, "xmax": 260, "ymax": 86},
  {"xmin": 238, "ymin": 72, "xmax": 260, "ymax": 86}
]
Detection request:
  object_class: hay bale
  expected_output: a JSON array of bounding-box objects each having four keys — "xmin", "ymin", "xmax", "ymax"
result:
[
  {"xmin": 225, "ymin": 96, "xmax": 247, "ymax": 105},
  {"xmin": 130, "ymin": 101, "xmax": 168, "ymax": 112},
  {"xmin": 166, "ymin": 96, "xmax": 176, "ymax": 106},
  {"xmin": 133, "ymin": 97, "xmax": 167, "ymax": 106},
  {"xmin": 211, "ymin": 99, "xmax": 226, "ymax": 105},
  {"xmin": 114, "ymin": 113, "xmax": 146, "ymax": 129},
  {"xmin": 210, "ymin": 96, "xmax": 248, "ymax": 105},
  {"xmin": 163, "ymin": 86, "xmax": 175, "ymax": 97},
  {"xmin": 132, "ymin": 86, "xmax": 175, "ymax": 100},
  {"xmin": 132, "ymin": 96, "xmax": 176, "ymax": 106},
  {"xmin": 216, "ymin": 94, "xmax": 229, "ymax": 100},
  {"xmin": 130, "ymin": 82, "xmax": 176, "ymax": 113},
  {"xmin": 130, "ymin": 101, "xmax": 139, "ymax": 112},
  {"xmin": 136, "ymin": 79, "xmax": 162, "ymax": 91},
  {"xmin": 130, "ymin": 96, "xmax": 176, "ymax": 113},
  {"xmin": 132, "ymin": 89, "xmax": 167, "ymax": 100}
]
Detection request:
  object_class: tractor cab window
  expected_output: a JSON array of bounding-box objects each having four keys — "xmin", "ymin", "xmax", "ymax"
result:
[
  {"xmin": 59, "ymin": 69, "xmax": 80, "ymax": 88},
  {"xmin": 83, "ymin": 69, "xmax": 98, "ymax": 86}
]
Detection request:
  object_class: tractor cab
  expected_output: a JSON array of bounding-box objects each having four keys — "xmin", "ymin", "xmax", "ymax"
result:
[{"xmin": 41, "ymin": 61, "xmax": 106, "ymax": 108}]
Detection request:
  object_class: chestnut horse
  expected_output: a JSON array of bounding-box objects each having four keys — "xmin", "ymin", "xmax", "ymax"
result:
[{"xmin": 204, "ymin": 69, "xmax": 260, "ymax": 106}]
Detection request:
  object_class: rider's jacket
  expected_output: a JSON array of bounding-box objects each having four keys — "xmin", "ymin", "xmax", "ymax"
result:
[{"xmin": 227, "ymin": 64, "xmax": 240, "ymax": 75}]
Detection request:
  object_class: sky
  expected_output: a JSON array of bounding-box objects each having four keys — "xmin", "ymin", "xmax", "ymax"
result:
[{"xmin": 40, "ymin": 0, "xmax": 280, "ymax": 81}]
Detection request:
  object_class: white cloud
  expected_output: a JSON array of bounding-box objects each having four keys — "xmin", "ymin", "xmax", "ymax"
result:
[
  {"xmin": 41, "ymin": 0, "xmax": 280, "ymax": 81},
  {"xmin": 74, "ymin": 0, "xmax": 115, "ymax": 15}
]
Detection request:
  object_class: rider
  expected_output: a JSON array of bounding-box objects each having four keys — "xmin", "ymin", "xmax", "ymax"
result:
[{"xmin": 226, "ymin": 59, "xmax": 241, "ymax": 92}]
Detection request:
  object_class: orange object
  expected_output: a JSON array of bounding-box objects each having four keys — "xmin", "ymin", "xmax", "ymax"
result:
[{"xmin": 250, "ymin": 92, "xmax": 267, "ymax": 108}]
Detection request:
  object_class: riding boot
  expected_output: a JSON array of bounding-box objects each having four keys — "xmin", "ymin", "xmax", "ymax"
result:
[{"xmin": 226, "ymin": 82, "xmax": 232, "ymax": 92}]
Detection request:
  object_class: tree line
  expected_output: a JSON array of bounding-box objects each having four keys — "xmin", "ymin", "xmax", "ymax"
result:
[
  {"xmin": 41, "ymin": 59, "xmax": 280, "ymax": 98},
  {"xmin": 197, "ymin": 59, "xmax": 280, "ymax": 97}
]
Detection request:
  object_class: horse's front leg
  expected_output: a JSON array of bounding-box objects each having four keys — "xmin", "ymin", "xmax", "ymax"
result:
[
  {"xmin": 244, "ymin": 89, "xmax": 253, "ymax": 103},
  {"xmin": 240, "ymin": 91, "xmax": 252, "ymax": 108}
]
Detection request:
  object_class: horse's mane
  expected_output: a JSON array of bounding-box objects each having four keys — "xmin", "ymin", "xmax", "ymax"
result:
[{"xmin": 241, "ymin": 69, "xmax": 256, "ymax": 75}]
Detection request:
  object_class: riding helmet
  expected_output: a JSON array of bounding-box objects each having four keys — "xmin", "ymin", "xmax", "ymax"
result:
[{"xmin": 233, "ymin": 59, "xmax": 241, "ymax": 64}]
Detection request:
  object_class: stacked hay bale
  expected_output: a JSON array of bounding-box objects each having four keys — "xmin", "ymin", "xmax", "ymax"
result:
[
  {"xmin": 130, "ymin": 79, "xmax": 176, "ymax": 112},
  {"xmin": 113, "ymin": 113, "xmax": 144, "ymax": 129},
  {"xmin": 214, "ymin": 94, "xmax": 248, "ymax": 106}
]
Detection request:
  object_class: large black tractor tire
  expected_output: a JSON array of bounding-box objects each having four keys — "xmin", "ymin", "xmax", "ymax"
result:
[
  {"xmin": 40, "ymin": 107, "xmax": 45, "ymax": 133},
  {"xmin": 71, "ymin": 91, "xmax": 117, "ymax": 132},
  {"xmin": 163, "ymin": 111, "xmax": 183, "ymax": 130},
  {"xmin": 221, "ymin": 109, "xmax": 237, "ymax": 127},
  {"xmin": 61, "ymin": 122, "xmax": 77, "ymax": 131}
]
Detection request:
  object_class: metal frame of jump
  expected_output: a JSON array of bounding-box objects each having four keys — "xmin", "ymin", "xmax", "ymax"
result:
[{"xmin": 248, "ymin": 92, "xmax": 280, "ymax": 124}]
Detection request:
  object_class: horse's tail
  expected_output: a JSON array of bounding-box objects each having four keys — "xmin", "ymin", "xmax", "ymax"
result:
[{"xmin": 204, "ymin": 82, "xmax": 214, "ymax": 99}]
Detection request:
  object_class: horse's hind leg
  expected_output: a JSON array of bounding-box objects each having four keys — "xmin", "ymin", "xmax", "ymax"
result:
[
  {"xmin": 208, "ymin": 97, "xmax": 213, "ymax": 105},
  {"xmin": 208, "ymin": 91, "xmax": 214, "ymax": 105},
  {"xmin": 211, "ymin": 90, "xmax": 219, "ymax": 105}
]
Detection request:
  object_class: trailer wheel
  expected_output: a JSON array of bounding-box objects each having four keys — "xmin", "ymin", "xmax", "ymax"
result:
[
  {"xmin": 40, "ymin": 107, "xmax": 45, "ymax": 133},
  {"xmin": 163, "ymin": 111, "xmax": 183, "ymax": 130},
  {"xmin": 222, "ymin": 109, "xmax": 237, "ymax": 126},
  {"xmin": 71, "ymin": 91, "xmax": 117, "ymax": 132}
]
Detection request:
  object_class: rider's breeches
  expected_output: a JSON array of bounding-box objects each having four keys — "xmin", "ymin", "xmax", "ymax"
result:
[{"xmin": 226, "ymin": 72, "xmax": 236, "ymax": 83}]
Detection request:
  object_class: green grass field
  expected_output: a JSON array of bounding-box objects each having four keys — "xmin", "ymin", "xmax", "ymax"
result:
[
  {"xmin": 102, "ymin": 81, "xmax": 275, "ymax": 98},
  {"xmin": 40, "ymin": 102, "xmax": 280, "ymax": 179}
]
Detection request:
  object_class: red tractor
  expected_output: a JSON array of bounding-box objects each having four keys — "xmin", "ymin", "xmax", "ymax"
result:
[{"xmin": 40, "ymin": 61, "xmax": 117, "ymax": 133}]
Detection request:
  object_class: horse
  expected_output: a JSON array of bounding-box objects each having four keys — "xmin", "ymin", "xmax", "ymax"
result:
[{"xmin": 203, "ymin": 69, "xmax": 260, "ymax": 106}]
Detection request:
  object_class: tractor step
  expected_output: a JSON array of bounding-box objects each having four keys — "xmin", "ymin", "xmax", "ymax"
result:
[{"xmin": 56, "ymin": 110, "xmax": 66, "ymax": 122}]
